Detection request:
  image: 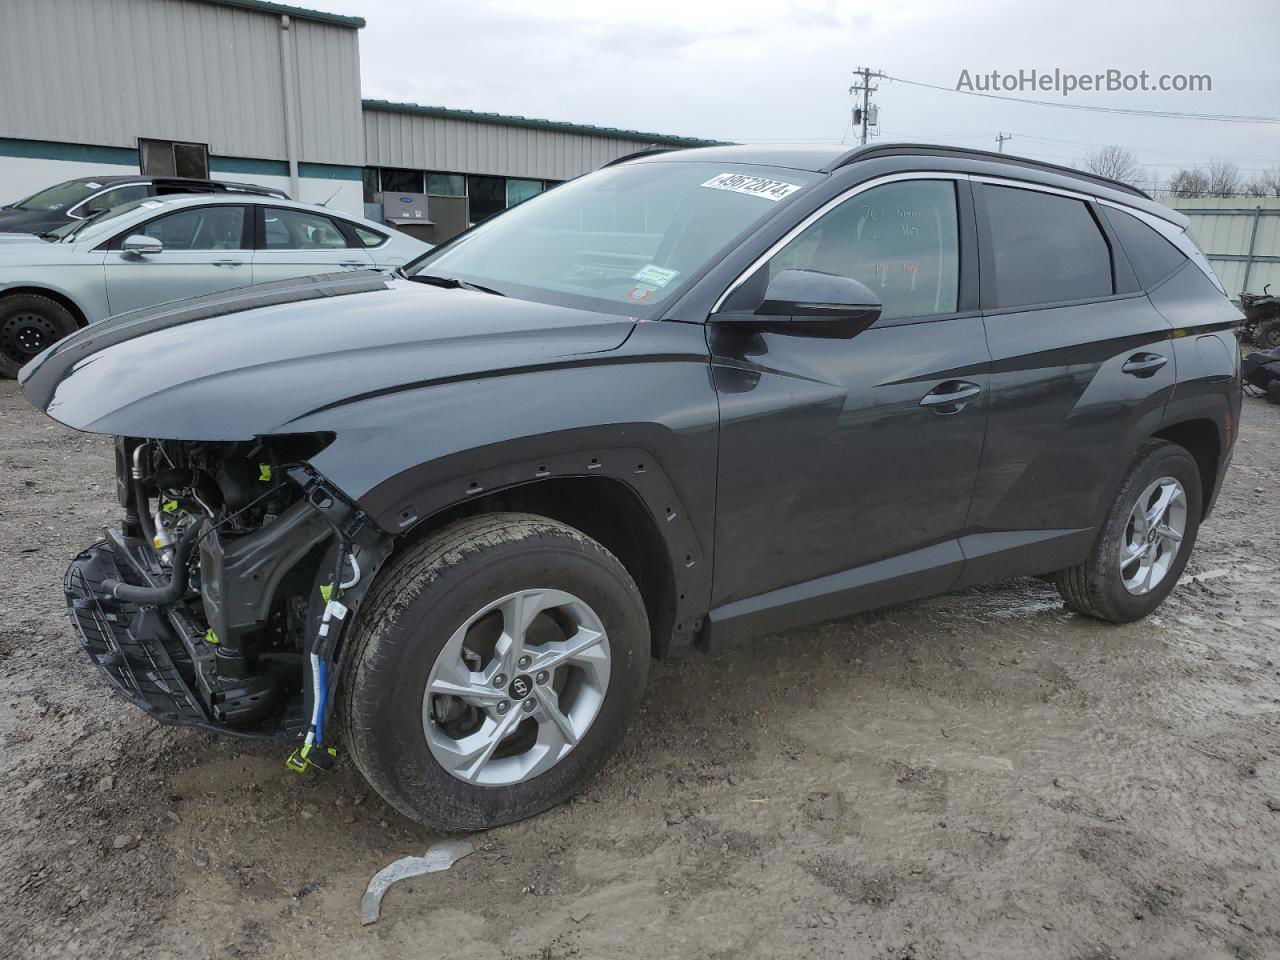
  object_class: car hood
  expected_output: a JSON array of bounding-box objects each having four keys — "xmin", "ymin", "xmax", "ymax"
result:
[
  {"xmin": 20, "ymin": 271, "xmax": 637, "ymax": 440},
  {"xmin": 0, "ymin": 207, "xmax": 66, "ymax": 234},
  {"xmin": 0, "ymin": 232, "xmax": 45, "ymax": 244}
]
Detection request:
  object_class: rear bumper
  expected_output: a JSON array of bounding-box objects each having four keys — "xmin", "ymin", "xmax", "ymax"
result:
[{"xmin": 64, "ymin": 536, "xmax": 302, "ymax": 739}]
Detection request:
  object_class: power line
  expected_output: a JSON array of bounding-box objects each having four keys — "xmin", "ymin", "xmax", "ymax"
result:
[{"xmin": 882, "ymin": 73, "xmax": 1280, "ymax": 125}]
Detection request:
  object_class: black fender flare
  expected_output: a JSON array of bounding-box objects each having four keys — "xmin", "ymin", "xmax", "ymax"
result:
[{"xmin": 354, "ymin": 435, "xmax": 712, "ymax": 653}]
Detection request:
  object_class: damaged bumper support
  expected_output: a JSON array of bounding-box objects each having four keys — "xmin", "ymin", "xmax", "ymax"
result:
[{"xmin": 64, "ymin": 485, "xmax": 387, "ymax": 741}]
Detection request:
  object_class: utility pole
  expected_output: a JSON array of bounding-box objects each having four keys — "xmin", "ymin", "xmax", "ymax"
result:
[
  {"xmin": 850, "ymin": 67, "xmax": 884, "ymax": 146},
  {"xmin": 995, "ymin": 132, "xmax": 1013, "ymax": 153}
]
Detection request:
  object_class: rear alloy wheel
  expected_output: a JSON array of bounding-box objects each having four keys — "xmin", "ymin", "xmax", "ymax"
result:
[
  {"xmin": 0, "ymin": 293, "xmax": 79, "ymax": 378},
  {"xmin": 340, "ymin": 513, "xmax": 650, "ymax": 831},
  {"xmin": 1118, "ymin": 477, "xmax": 1187, "ymax": 596},
  {"xmin": 1055, "ymin": 440, "xmax": 1202, "ymax": 622}
]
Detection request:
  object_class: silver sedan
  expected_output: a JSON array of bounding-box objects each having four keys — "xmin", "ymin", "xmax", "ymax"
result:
[{"xmin": 0, "ymin": 193, "xmax": 430, "ymax": 376}]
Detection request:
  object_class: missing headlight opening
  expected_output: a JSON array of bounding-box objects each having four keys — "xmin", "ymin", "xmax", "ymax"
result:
[{"xmin": 66, "ymin": 432, "xmax": 390, "ymax": 747}]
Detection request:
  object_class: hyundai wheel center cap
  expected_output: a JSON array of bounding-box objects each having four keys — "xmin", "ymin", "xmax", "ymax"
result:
[{"xmin": 508, "ymin": 674, "xmax": 533, "ymax": 701}]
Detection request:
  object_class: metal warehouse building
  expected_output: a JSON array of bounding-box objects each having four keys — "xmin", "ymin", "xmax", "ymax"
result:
[{"xmin": 0, "ymin": 0, "xmax": 715, "ymax": 242}]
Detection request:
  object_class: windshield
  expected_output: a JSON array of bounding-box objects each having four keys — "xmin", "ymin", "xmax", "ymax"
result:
[
  {"xmin": 11, "ymin": 178, "xmax": 106, "ymax": 212},
  {"xmin": 407, "ymin": 162, "xmax": 821, "ymax": 314}
]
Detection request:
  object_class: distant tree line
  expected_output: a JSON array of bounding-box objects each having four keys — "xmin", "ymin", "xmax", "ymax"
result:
[{"xmin": 1078, "ymin": 145, "xmax": 1280, "ymax": 198}]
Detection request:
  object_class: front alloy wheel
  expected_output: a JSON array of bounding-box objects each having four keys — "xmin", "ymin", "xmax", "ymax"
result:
[
  {"xmin": 341, "ymin": 513, "xmax": 650, "ymax": 831},
  {"xmin": 423, "ymin": 588, "xmax": 611, "ymax": 786}
]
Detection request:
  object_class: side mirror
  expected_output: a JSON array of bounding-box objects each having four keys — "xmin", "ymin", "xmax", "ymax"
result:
[
  {"xmin": 121, "ymin": 234, "xmax": 163, "ymax": 257},
  {"xmin": 711, "ymin": 269, "xmax": 882, "ymax": 338}
]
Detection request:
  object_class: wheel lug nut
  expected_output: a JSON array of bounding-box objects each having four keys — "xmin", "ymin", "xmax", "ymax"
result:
[
  {"xmin": 535, "ymin": 670, "xmax": 549, "ymax": 685},
  {"xmin": 492, "ymin": 674, "xmax": 506, "ymax": 687},
  {"xmin": 496, "ymin": 700, "xmax": 510, "ymax": 714},
  {"xmin": 518, "ymin": 655, "xmax": 532, "ymax": 669},
  {"xmin": 522, "ymin": 698, "xmax": 536, "ymax": 712}
]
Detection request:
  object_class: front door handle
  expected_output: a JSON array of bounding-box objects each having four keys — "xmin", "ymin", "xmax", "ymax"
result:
[
  {"xmin": 1121, "ymin": 353, "xmax": 1168, "ymax": 378},
  {"xmin": 339, "ymin": 260, "xmax": 364, "ymax": 268},
  {"xmin": 919, "ymin": 380, "xmax": 982, "ymax": 414},
  {"xmin": 211, "ymin": 259, "xmax": 244, "ymax": 268}
]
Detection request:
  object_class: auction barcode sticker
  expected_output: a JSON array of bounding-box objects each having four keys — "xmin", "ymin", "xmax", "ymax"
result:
[{"xmin": 701, "ymin": 172, "xmax": 802, "ymax": 202}]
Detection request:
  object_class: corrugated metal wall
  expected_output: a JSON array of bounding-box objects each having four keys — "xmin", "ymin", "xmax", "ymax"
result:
[
  {"xmin": 0, "ymin": 0, "xmax": 362, "ymax": 166},
  {"xmin": 363, "ymin": 109, "xmax": 654, "ymax": 182},
  {"xmin": 1166, "ymin": 197, "xmax": 1280, "ymax": 301}
]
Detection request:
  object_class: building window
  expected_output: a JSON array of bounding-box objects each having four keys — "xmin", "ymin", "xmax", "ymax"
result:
[
  {"xmin": 427, "ymin": 173, "xmax": 466, "ymax": 197},
  {"xmin": 362, "ymin": 168, "xmax": 380, "ymax": 204},
  {"xmin": 506, "ymin": 178, "xmax": 543, "ymax": 208},
  {"xmin": 139, "ymin": 138, "xmax": 209, "ymax": 179},
  {"xmin": 467, "ymin": 174, "xmax": 506, "ymax": 224},
  {"xmin": 379, "ymin": 168, "xmax": 425, "ymax": 194}
]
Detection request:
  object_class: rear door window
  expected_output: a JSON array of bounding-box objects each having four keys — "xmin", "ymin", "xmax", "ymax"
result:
[
  {"xmin": 984, "ymin": 185, "xmax": 1113, "ymax": 309},
  {"xmin": 1102, "ymin": 206, "xmax": 1188, "ymax": 289},
  {"xmin": 261, "ymin": 207, "xmax": 349, "ymax": 249}
]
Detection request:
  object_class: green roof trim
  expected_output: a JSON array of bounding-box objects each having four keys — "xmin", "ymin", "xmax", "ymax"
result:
[
  {"xmin": 197, "ymin": 0, "xmax": 364, "ymax": 28},
  {"xmin": 361, "ymin": 100, "xmax": 724, "ymax": 148}
]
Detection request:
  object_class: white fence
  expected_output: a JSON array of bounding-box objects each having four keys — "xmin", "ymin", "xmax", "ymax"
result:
[{"xmin": 1165, "ymin": 197, "xmax": 1280, "ymax": 302}]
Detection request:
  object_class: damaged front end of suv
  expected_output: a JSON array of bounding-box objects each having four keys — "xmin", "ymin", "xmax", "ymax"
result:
[
  {"xmin": 70, "ymin": 433, "xmax": 389, "ymax": 767},
  {"xmin": 20, "ymin": 272, "xmax": 416, "ymax": 770},
  {"xmin": 19, "ymin": 263, "xmax": 677, "ymax": 828}
]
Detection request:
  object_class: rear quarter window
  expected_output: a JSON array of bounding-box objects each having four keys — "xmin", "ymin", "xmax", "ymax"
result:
[
  {"xmin": 353, "ymin": 225, "xmax": 389, "ymax": 248},
  {"xmin": 1102, "ymin": 206, "xmax": 1188, "ymax": 289},
  {"xmin": 984, "ymin": 185, "xmax": 1113, "ymax": 309}
]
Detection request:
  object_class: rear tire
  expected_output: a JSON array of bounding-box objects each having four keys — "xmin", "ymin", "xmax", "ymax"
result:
[
  {"xmin": 1054, "ymin": 441, "xmax": 1202, "ymax": 622},
  {"xmin": 0, "ymin": 293, "xmax": 79, "ymax": 378},
  {"xmin": 340, "ymin": 513, "xmax": 650, "ymax": 831},
  {"xmin": 1259, "ymin": 319, "xmax": 1280, "ymax": 351}
]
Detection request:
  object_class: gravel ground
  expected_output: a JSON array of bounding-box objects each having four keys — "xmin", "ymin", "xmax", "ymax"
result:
[{"xmin": 2, "ymin": 377, "xmax": 1279, "ymax": 960}]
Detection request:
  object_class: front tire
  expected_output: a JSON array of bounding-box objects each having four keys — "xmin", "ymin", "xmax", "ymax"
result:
[
  {"xmin": 0, "ymin": 293, "xmax": 80, "ymax": 378},
  {"xmin": 340, "ymin": 513, "xmax": 650, "ymax": 831},
  {"xmin": 1054, "ymin": 440, "xmax": 1202, "ymax": 622}
]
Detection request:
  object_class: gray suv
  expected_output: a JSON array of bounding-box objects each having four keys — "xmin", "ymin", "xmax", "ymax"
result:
[{"xmin": 21, "ymin": 143, "xmax": 1241, "ymax": 831}]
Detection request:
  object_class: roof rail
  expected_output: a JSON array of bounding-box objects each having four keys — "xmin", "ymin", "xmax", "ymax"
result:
[
  {"xmin": 826, "ymin": 143, "xmax": 1151, "ymax": 199},
  {"xmin": 602, "ymin": 147, "xmax": 687, "ymax": 167}
]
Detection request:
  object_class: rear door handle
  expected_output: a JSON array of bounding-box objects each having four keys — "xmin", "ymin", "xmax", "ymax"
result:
[
  {"xmin": 919, "ymin": 380, "xmax": 982, "ymax": 414},
  {"xmin": 339, "ymin": 260, "xmax": 364, "ymax": 268},
  {"xmin": 1121, "ymin": 353, "xmax": 1168, "ymax": 378}
]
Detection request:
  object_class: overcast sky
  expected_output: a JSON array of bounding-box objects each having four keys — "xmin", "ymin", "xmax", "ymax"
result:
[{"xmin": 333, "ymin": 0, "xmax": 1279, "ymax": 189}]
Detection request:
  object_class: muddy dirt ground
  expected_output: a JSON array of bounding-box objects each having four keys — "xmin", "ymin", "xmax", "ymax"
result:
[{"xmin": 2, "ymin": 377, "xmax": 1279, "ymax": 960}]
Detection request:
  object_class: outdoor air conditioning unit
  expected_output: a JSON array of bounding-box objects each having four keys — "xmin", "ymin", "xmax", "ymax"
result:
[{"xmin": 378, "ymin": 192, "xmax": 432, "ymax": 225}]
